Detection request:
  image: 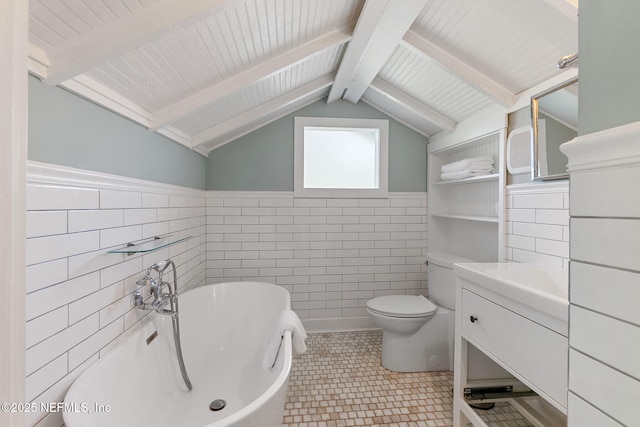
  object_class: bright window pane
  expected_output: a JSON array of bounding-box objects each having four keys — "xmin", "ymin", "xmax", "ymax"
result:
[{"xmin": 303, "ymin": 127, "xmax": 380, "ymax": 189}]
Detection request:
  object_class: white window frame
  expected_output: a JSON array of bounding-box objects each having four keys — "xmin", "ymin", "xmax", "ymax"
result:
[{"xmin": 294, "ymin": 116, "xmax": 389, "ymax": 198}]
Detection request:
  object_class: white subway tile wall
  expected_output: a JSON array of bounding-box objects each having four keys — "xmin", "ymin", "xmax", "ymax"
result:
[
  {"xmin": 25, "ymin": 167, "xmax": 579, "ymax": 426},
  {"xmin": 505, "ymin": 182, "xmax": 570, "ymax": 268},
  {"xmin": 25, "ymin": 166, "xmax": 206, "ymax": 427},
  {"xmin": 205, "ymin": 192, "xmax": 428, "ymax": 323}
]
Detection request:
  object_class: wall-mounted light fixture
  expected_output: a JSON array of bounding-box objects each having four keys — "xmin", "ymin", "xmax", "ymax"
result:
[{"xmin": 557, "ymin": 53, "xmax": 579, "ymax": 69}]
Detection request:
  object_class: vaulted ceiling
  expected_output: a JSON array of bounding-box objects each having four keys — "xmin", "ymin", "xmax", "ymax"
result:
[{"xmin": 28, "ymin": 0, "xmax": 578, "ymax": 156}]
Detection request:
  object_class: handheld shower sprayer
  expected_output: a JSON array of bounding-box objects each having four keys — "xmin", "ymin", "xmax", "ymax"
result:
[
  {"xmin": 132, "ymin": 258, "xmax": 192, "ymax": 390},
  {"xmin": 147, "ymin": 260, "xmax": 170, "ymax": 273}
]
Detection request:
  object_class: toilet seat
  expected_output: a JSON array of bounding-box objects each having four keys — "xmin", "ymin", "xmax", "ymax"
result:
[{"xmin": 367, "ymin": 295, "xmax": 437, "ymax": 318}]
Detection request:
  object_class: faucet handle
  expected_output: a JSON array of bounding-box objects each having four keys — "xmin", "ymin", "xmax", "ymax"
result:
[
  {"xmin": 132, "ymin": 291, "xmax": 143, "ymax": 307},
  {"xmin": 136, "ymin": 275, "xmax": 158, "ymax": 297},
  {"xmin": 136, "ymin": 275, "xmax": 152, "ymax": 287}
]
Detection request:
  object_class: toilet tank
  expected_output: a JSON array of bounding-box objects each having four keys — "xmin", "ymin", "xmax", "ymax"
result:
[{"xmin": 426, "ymin": 252, "xmax": 474, "ymax": 310}]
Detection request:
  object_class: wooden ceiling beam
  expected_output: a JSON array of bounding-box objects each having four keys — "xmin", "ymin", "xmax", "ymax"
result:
[
  {"xmin": 27, "ymin": 43, "xmax": 50, "ymax": 78},
  {"xmin": 360, "ymin": 97, "xmax": 431, "ymax": 138},
  {"xmin": 368, "ymin": 78, "xmax": 456, "ymax": 133},
  {"xmin": 150, "ymin": 28, "xmax": 350, "ymax": 130},
  {"xmin": 401, "ymin": 30, "xmax": 515, "ymax": 107},
  {"xmin": 192, "ymin": 74, "xmax": 334, "ymax": 152},
  {"xmin": 200, "ymin": 91, "xmax": 328, "ymax": 154},
  {"xmin": 327, "ymin": 0, "xmax": 428, "ymax": 104},
  {"xmin": 60, "ymin": 74, "xmax": 154, "ymax": 127},
  {"xmin": 43, "ymin": 0, "xmax": 239, "ymax": 85}
]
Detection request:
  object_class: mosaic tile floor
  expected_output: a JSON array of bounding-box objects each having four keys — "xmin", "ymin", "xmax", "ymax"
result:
[{"xmin": 282, "ymin": 330, "xmax": 533, "ymax": 427}]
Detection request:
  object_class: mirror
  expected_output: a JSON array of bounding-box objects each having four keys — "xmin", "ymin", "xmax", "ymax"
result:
[{"xmin": 531, "ymin": 78, "xmax": 578, "ymax": 180}]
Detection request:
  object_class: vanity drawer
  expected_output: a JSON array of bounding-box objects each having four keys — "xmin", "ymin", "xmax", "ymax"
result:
[{"xmin": 461, "ymin": 289, "xmax": 568, "ymax": 409}]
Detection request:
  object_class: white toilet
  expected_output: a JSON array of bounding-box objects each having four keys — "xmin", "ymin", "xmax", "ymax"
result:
[{"xmin": 366, "ymin": 252, "xmax": 471, "ymax": 372}]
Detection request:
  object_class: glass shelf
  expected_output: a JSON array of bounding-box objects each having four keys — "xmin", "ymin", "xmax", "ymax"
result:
[
  {"xmin": 430, "ymin": 213, "xmax": 499, "ymax": 223},
  {"xmin": 107, "ymin": 235, "xmax": 192, "ymax": 255}
]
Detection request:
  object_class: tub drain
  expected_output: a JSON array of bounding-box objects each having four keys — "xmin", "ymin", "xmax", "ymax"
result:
[{"xmin": 209, "ymin": 399, "xmax": 226, "ymax": 411}]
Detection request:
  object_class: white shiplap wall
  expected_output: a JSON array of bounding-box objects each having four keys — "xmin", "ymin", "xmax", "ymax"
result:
[
  {"xmin": 25, "ymin": 162, "xmax": 206, "ymax": 427},
  {"xmin": 505, "ymin": 181, "xmax": 570, "ymax": 268},
  {"xmin": 205, "ymin": 191, "xmax": 428, "ymax": 331},
  {"xmin": 562, "ymin": 122, "xmax": 640, "ymax": 427}
]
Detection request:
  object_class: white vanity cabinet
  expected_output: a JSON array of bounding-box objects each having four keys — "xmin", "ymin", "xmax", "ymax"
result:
[{"xmin": 453, "ymin": 263, "xmax": 569, "ymax": 427}]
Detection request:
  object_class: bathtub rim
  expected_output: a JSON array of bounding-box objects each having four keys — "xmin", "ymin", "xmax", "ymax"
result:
[
  {"xmin": 63, "ymin": 281, "xmax": 293, "ymax": 427},
  {"xmin": 178, "ymin": 281, "xmax": 295, "ymax": 427}
]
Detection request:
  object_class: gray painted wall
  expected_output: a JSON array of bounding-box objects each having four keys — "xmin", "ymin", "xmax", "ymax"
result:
[
  {"xmin": 206, "ymin": 99, "xmax": 428, "ymax": 192},
  {"xmin": 28, "ymin": 76, "xmax": 207, "ymax": 190},
  {"xmin": 539, "ymin": 112, "xmax": 575, "ymax": 176},
  {"xmin": 29, "ymin": 78, "xmax": 426, "ymax": 192},
  {"xmin": 580, "ymin": 0, "xmax": 640, "ymax": 135}
]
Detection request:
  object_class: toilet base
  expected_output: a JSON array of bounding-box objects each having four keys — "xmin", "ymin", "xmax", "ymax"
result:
[{"xmin": 380, "ymin": 307, "xmax": 452, "ymax": 372}]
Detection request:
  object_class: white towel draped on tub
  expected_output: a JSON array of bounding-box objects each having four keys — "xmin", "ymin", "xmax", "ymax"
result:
[{"xmin": 262, "ymin": 309, "xmax": 308, "ymax": 369}]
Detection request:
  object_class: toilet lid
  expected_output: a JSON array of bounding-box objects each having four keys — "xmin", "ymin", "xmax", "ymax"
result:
[{"xmin": 367, "ymin": 295, "xmax": 436, "ymax": 318}]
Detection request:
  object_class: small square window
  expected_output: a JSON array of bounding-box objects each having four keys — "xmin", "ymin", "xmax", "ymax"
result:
[{"xmin": 294, "ymin": 117, "xmax": 389, "ymax": 198}]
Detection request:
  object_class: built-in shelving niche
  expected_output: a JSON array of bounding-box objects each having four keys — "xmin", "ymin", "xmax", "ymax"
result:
[{"xmin": 427, "ymin": 130, "xmax": 506, "ymax": 264}]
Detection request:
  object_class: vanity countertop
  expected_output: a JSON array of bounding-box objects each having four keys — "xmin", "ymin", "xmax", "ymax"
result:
[{"xmin": 453, "ymin": 262, "xmax": 569, "ymax": 336}]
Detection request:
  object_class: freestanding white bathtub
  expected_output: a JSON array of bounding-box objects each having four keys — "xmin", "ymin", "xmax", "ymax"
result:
[{"xmin": 63, "ymin": 282, "xmax": 292, "ymax": 427}]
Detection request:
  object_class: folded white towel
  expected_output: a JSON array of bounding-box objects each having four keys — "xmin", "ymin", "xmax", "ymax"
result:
[
  {"xmin": 262, "ymin": 309, "xmax": 308, "ymax": 369},
  {"xmin": 441, "ymin": 157, "xmax": 494, "ymax": 173},
  {"xmin": 441, "ymin": 169, "xmax": 494, "ymax": 181}
]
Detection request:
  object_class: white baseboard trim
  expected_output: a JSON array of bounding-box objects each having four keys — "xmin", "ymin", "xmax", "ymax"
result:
[
  {"xmin": 302, "ymin": 316, "xmax": 378, "ymax": 333},
  {"xmin": 27, "ymin": 160, "xmax": 205, "ymax": 197}
]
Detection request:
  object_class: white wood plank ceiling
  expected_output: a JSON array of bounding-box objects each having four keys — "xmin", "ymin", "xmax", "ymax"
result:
[{"xmin": 27, "ymin": 0, "xmax": 578, "ymax": 155}]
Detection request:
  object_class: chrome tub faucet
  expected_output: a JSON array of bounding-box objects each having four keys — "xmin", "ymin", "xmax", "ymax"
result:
[
  {"xmin": 131, "ymin": 259, "xmax": 192, "ymax": 390},
  {"xmin": 132, "ymin": 261, "xmax": 177, "ymax": 316}
]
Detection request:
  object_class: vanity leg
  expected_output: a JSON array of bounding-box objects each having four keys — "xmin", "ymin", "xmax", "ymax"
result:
[
  {"xmin": 453, "ymin": 338, "xmax": 469, "ymax": 426},
  {"xmin": 453, "ymin": 280, "xmax": 469, "ymax": 427}
]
